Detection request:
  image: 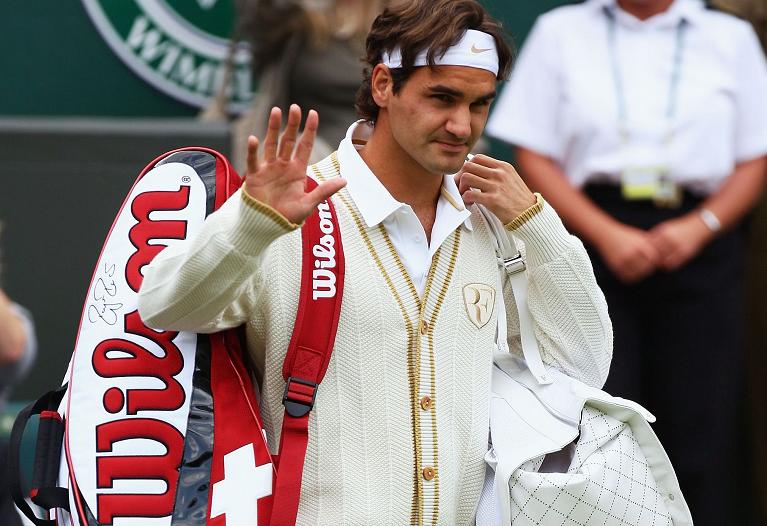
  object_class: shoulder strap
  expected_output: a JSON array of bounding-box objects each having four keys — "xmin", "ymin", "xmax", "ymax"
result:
[
  {"xmin": 476, "ymin": 204, "xmax": 552, "ymax": 385},
  {"xmin": 271, "ymin": 174, "xmax": 345, "ymax": 525}
]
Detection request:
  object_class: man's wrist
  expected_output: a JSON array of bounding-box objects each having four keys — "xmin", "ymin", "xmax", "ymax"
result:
[
  {"xmin": 504, "ymin": 193, "xmax": 544, "ymax": 231},
  {"xmin": 241, "ymin": 186, "xmax": 301, "ymax": 230}
]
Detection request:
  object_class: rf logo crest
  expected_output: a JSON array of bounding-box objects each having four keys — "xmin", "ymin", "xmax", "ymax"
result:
[
  {"xmin": 82, "ymin": 0, "xmax": 252, "ymax": 111},
  {"xmin": 463, "ymin": 284, "xmax": 496, "ymax": 329}
]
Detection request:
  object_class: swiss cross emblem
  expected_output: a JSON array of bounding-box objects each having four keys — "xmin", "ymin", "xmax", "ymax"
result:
[{"xmin": 211, "ymin": 444, "xmax": 273, "ymax": 525}]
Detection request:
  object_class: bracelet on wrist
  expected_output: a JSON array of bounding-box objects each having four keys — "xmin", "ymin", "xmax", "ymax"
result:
[{"xmin": 698, "ymin": 207, "xmax": 721, "ymax": 233}]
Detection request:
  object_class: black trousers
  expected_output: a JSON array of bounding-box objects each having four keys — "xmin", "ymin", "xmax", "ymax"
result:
[{"xmin": 584, "ymin": 184, "xmax": 746, "ymax": 526}]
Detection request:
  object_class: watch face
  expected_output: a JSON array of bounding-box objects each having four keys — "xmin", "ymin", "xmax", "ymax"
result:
[{"xmin": 82, "ymin": 0, "xmax": 253, "ymax": 112}]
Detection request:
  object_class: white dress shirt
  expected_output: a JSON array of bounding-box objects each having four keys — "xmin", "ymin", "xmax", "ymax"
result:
[
  {"xmin": 486, "ymin": 0, "xmax": 767, "ymax": 195},
  {"xmin": 337, "ymin": 121, "xmax": 473, "ymax": 296}
]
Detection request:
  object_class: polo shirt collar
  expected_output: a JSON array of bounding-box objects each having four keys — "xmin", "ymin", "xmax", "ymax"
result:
[{"xmin": 336, "ymin": 120, "xmax": 473, "ymax": 231}]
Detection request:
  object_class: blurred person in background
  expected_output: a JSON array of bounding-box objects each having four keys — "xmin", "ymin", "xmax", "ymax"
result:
[
  {"xmin": 229, "ymin": 0, "xmax": 389, "ymax": 170},
  {"xmin": 485, "ymin": 0, "xmax": 767, "ymax": 523},
  {"xmin": 0, "ymin": 226, "xmax": 36, "ymax": 526}
]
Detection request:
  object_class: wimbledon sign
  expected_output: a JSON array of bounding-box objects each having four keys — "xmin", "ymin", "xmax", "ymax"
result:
[{"xmin": 82, "ymin": 0, "xmax": 252, "ymax": 112}]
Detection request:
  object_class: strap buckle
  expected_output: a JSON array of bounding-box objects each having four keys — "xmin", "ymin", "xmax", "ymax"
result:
[
  {"xmin": 501, "ymin": 254, "xmax": 526, "ymax": 275},
  {"xmin": 282, "ymin": 377, "xmax": 318, "ymax": 418}
]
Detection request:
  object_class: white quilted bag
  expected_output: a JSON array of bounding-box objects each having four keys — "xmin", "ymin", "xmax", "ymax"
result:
[
  {"xmin": 509, "ymin": 406, "xmax": 673, "ymax": 525},
  {"xmin": 475, "ymin": 204, "xmax": 693, "ymax": 525}
]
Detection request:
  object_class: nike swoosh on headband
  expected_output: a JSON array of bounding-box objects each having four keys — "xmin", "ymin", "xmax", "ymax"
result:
[{"xmin": 471, "ymin": 44, "xmax": 493, "ymax": 54}]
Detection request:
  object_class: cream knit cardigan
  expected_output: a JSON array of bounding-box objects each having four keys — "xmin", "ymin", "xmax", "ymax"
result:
[{"xmin": 138, "ymin": 154, "xmax": 612, "ymax": 525}]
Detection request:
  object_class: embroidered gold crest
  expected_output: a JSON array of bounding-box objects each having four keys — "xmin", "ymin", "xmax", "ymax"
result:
[{"xmin": 463, "ymin": 284, "xmax": 495, "ymax": 328}]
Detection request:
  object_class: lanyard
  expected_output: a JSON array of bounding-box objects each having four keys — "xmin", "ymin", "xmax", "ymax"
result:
[{"xmin": 604, "ymin": 7, "xmax": 688, "ymax": 143}]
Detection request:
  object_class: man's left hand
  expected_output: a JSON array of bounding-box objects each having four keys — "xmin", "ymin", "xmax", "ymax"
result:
[
  {"xmin": 456, "ymin": 154, "xmax": 537, "ymax": 225},
  {"xmin": 648, "ymin": 213, "xmax": 715, "ymax": 271}
]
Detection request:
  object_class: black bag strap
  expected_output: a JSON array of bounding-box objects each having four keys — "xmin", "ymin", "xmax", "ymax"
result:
[{"xmin": 8, "ymin": 386, "xmax": 69, "ymax": 526}]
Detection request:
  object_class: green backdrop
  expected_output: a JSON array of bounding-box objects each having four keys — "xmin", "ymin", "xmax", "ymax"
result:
[{"xmin": 0, "ymin": 0, "xmax": 572, "ymax": 118}]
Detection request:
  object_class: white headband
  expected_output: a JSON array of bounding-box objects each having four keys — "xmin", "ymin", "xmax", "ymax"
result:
[{"xmin": 381, "ymin": 29, "xmax": 499, "ymax": 76}]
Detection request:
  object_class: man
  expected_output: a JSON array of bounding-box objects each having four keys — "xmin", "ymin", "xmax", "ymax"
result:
[{"xmin": 138, "ymin": 0, "xmax": 612, "ymax": 523}]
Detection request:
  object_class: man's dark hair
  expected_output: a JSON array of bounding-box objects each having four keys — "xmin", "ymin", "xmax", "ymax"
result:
[{"xmin": 355, "ymin": 0, "xmax": 514, "ymax": 121}]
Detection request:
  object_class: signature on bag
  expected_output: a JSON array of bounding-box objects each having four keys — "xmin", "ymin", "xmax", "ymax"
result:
[{"xmin": 88, "ymin": 262, "xmax": 123, "ymax": 325}]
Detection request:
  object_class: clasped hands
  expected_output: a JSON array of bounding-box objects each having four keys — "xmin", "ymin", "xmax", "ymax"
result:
[{"xmin": 596, "ymin": 213, "xmax": 716, "ymax": 284}]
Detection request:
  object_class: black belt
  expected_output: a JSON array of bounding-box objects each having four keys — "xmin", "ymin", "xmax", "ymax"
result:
[{"xmin": 583, "ymin": 182, "xmax": 704, "ymax": 230}]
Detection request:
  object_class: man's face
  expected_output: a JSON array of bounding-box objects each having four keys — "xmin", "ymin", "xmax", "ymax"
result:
[{"xmin": 383, "ymin": 65, "xmax": 496, "ymax": 176}]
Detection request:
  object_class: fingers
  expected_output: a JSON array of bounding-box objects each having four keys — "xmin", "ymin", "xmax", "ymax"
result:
[
  {"xmin": 466, "ymin": 154, "xmax": 496, "ymax": 166},
  {"xmin": 648, "ymin": 225, "xmax": 683, "ymax": 270},
  {"xmin": 246, "ymin": 135, "xmax": 259, "ymax": 175},
  {"xmin": 461, "ymin": 156, "xmax": 523, "ymax": 195},
  {"xmin": 305, "ymin": 177, "xmax": 347, "ymax": 208},
  {"xmin": 467, "ymin": 154, "xmax": 519, "ymax": 174},
  {"xmin": 263, "ymin": 107, "xmax": 282, "ymax": 162},
  {"xmin": 457, "ymin": 172, "xmax": 492, "ymax": 194},
  {"xmin": 648, "ymin": 227, "xmax": 673, "ymax": 255},
  {"xmin": 462, "ymin": 160, "xmax": 500, "ymax": 181},
  {"xmin": 295, "ymin": 109, "xmax": 319, "ymax": 166},
  {"xmin": 637, "ymin": 241, "xmax": 661, "ymax": 274},
  {"xmin": 461, "ymin": 187, "xmax": 485, "ymax": 206},
  {"xmin": 615, "ymin": 250, "xmax": 656, "ymax": 283},
  {"xmin": 629, "ymin": 256, "xmax": 656, "ymax": 281},
  {"xmin": 278, "ymin": 104, "xmax": 302, "ymax": 161},
  {"xmin": 604, "ymin": 226, "xmax": 660, "ymax": 284}
]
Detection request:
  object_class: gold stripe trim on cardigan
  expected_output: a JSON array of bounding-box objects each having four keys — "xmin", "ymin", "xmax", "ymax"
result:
[
  {"xmin": 422, "ymin": 228, "xmax": 461, "ymax": 525},
  {"xmin": 413, "ymin": 245, "xmax": 445, "ymax": 526},
  {"xmin": 240, "ymin": 187, "xmax": 301, "ymax": 230},
  {"xmin": 331, "ymin": 153, "xmax": 423, "ymax": 308},
  {"xmin": 505, "ymin": 192, "xmax": 544, "ymax": 231},
  {"xmin": 321, "ymin": 151, "xmax": 465, "ymax": 525},
  {"xmin": 440, "ymin": 186, "xmax": 466, "ymax": 212},
  {"xmin": 314, "ymin": 155, "xmax": 424, "ymax": 523}
]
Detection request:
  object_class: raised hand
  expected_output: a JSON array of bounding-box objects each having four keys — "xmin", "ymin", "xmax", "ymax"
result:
[
  {"xmin": 244, "ymin": 104, "xmax": 346, "ymax": 225},
  {"xmin": 456, "ymin": 154, "xmax": 536, "ymax": 225}
]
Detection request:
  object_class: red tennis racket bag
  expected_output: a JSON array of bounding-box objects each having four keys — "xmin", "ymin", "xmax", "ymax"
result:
[
  {"xmin": 11, "ymin": 147, "xmax": 344, "ymax": 526},
  {"xmin": 11, "ymin": 148, "xmax": 275, "ymax": 526}
]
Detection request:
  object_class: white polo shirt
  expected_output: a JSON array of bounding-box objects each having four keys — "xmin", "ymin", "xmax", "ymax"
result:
[
  {"xmin": 486, "ymin": 0, "xmax": 767, "ymax": 195},
  {"xmin": 337, "ymin": 121, "xmax": 473, "ymax": 296}
]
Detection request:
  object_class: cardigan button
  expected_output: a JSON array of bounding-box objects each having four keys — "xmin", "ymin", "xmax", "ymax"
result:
[
  {"xmin": 420, "ymin": 396, "xmax": 433, "ymax": 411},
  {"xmin": 422, "ymin": 467, "xmax": 436, "ymax": 481}
]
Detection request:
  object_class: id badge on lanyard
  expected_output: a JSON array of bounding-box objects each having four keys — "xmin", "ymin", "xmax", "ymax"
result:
[
  {"xmin": 621, "ymin": 169, "xmax": 681, "ymax": 206},
  {"xmin": 619, "ymin": 141, "xmax": 680, "ymax": 206},
  {"xmin": 606, "ymin": 8, "xmax": 687, "ymax": 207},
  {"xmin": 620, "ymin": 141, "xmax": 667, "ymax": 200}
]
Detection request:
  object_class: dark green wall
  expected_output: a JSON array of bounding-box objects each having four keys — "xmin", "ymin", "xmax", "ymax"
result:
[
  {"xmin": 0, "ymin": 1, "xmax": 573, "ymax": 118},
  {"xmin": 1, "ymin": 1, "xmax": 195, "ymax": 117}
]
